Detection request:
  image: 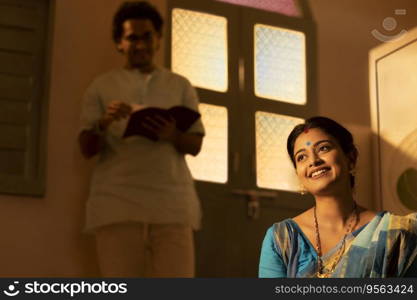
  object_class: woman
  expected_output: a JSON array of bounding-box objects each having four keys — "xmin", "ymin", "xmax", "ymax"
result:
[{"xmin": 259, "ymin": 116, "xmax": 417, "ymax": 278}]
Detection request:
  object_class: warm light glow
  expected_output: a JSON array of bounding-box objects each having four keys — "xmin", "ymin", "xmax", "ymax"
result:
[
  {"xmin": 186, "ymin": 104, "xmax": 228, "ymax": 183},
  {"xmin": 255, "ymin": 112, "xmax": 303, "ymax": 190},
  {"xmin": 375, "ymin": 39, "xmax": 417, "ymax": 212},
  {"xmin": 172, "ymin": 9, "xmax": 228, "ymax": 92},
  {"xmin": 254, "ymin": 24, "xmax": 306, "ymax": 104},
  {"xmin": 216, "ymin": 0, "xmax": 301, "ymax": 17}
]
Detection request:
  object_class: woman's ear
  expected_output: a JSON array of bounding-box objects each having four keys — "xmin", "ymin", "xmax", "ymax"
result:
[{"xmin": 347, "ymin": 148, "xmax": 358, "ymax": 171}]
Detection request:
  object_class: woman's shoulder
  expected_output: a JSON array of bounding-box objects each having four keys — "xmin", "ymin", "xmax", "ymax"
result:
[
  {"xmin": 385, "ymin": 211, "xmax": 417, "ymax": 231},
  {"xmin": 291, "ymin": 208, "xmax": 313, "ymax": 226},
  {"xmin": 356, "ymin": 209, "xmax": 417, "ymax": 235},
  {"xmin": 270, "ymin": 217, "xmax": 299, "ymax": 232},
  {"xmin": 263, "ymin": 208, "xmax": 316, "ymax": 241},
  {"xmin": 356, "ymin": 207, "xmax": 379, "ymax": 229},
  {"xmin": 388, "ymin": 211, "xmax": 417, "ymax": 219},
  {"xmin": 368, "ymin": 210, "xmax": 417, "ymax": 225},
  {"xmin": 267, "ymin": 214, "xmax": 307, "ymax": 242}
]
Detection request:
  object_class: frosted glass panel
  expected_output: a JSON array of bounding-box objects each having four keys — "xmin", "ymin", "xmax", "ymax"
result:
[
  {"xmin": 256, "ymin": 112, "xmax": 303, "ymax": 190},
  {"xmin": 172, "ymin": 8, "xmax": 228, "ymax": 92},
  {"xmin": 186, "ymin": 104, "xmax": 228, "ymax": 183},
  {"xmin": 216, "ymin": 0, "xmax": 301, "ymax": 17},
  {"xmin": 255, "ymin": 24, "xmax": 306, "ymax": 104}
]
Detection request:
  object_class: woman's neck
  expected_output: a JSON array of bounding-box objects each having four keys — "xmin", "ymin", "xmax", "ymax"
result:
[{"xmin": 314, "ymin": 194, "xmax": 357, "ymax": 228}]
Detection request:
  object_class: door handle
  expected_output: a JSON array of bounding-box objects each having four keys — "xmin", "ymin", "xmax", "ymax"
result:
[{"xmin": 232, "ymin": 189, "xmax": 278, "ymax": 220}]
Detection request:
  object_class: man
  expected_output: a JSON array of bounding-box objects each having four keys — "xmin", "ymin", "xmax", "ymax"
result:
[{"xmin": 78, "ymin": 1, "xmax": 204, "ymax": 277}]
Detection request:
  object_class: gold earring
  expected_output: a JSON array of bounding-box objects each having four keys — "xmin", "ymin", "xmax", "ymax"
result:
[{"xmin": 300, "ymin": 186, "xmax": 307, "ymax": 195}]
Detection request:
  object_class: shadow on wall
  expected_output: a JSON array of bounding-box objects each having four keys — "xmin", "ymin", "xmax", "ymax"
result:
[
  {"xmin": 375, "ymin": 130, "xmax": 417, "ymax": 214},
  {"xmin": 325, "ymin": 122, "xmax": 417, "ymax": 215}
]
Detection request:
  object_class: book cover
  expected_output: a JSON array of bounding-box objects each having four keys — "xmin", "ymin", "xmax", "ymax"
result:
[{"xmin": 123, "ymin": 106, "xmax": 201, "ymax": 141}]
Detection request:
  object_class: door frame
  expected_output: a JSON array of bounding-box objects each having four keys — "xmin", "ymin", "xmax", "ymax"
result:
[{"xmin": 369, "ymin": 26, "xmax": 417, "ymax": 213}]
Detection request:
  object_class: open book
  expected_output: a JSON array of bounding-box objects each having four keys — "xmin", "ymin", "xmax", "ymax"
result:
[{"xmin": 123, "ymin": 106, "xmax": 201, "ymax": 141}]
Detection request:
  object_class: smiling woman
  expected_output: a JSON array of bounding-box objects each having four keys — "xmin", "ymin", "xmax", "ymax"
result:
[
  {"xmin": 289, "ymin": 117, "xmax": 358, "ymax": 197},
  {"xmin": 258, "ymin": 116, "xmax": 417, "ymax": 278}
]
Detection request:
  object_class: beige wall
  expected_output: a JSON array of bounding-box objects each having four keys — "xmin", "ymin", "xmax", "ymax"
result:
[
  {"xmin": 308, "ymin": 0, "xmax": 417, "ymax": 209},
  {"xmin": 309, "ymin": 0, "xmax": 417, "ymax": 125},
  {"xmin": 0, "ymin": 0, "xmax": 165, "ymax": 276},
  {"xmin": 1, "ymin": 0, "xmax": 416, "ymax": 276}
]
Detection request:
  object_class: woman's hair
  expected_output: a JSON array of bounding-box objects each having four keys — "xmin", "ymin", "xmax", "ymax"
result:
[
  {"xmin": 112, "ymin": 1, "xmax": 164, "ymax": 44},
  {"xmin": 286, "ymin": 116, "xmax": 358, "ymax": 188}
]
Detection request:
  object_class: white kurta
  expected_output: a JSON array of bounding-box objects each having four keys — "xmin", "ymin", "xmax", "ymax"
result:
[{"xmin": 80, "ymin": 67, "xmax": 205, "ymax": 232}]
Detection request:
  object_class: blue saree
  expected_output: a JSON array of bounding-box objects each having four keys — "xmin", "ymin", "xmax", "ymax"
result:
[{"xmin": 259, "ymin": 211, "xmax": 417, "ymax": 277}]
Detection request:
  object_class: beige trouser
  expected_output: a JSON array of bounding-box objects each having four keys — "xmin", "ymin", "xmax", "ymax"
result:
[{"xmin": 95, "ymin": 222, "xmax": 195, "ymax": 277}]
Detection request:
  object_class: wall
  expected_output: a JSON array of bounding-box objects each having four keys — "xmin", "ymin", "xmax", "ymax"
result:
[
  {"xmin": 0, "ymin": 0, "xmax": 165, "ymax": 276},
  {"xmin": 308, "ymin": 0, "xmax": 417, "ymax": 209},
  {"xmin": 1, "ymin": 0, "xmax": 416, "ymax": 276}
]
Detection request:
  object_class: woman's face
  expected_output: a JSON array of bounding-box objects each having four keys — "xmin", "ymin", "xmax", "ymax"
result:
[{"xmin": 293, "ymin": 128, "xmax": 353, "ymax": 196}]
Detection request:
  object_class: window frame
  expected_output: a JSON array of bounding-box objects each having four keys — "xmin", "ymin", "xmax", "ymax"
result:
[
  {"xmin": 166, "ymin": 0, "xmax": 317, "ymax": 195},
  {"xmin": 0, "ymin": 0, "xmax": 53, "ymax": 196},
  {"xmin": 240, "ymin": 5, "xmax": 317, "ymax": 192}
]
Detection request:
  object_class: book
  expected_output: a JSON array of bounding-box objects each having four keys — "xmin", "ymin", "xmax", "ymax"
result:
[{"xmin": 123, "ymin": 105, "xmax": 201, "ymax": 141}]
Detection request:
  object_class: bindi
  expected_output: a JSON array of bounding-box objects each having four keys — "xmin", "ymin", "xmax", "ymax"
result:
[{"xmin": 306, "ymin": 141, "xmax": 312, "ymax": 146}]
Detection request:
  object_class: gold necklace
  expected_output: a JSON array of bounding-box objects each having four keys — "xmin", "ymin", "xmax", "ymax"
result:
[{"xmin": 314, "ymin": 202, "xmax": 357, "ymax": 278}]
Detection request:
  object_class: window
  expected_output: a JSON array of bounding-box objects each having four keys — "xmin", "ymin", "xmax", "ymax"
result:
[
  {"xmin": 255, "ymin": 112, "xmax": 303, "ymax": 190},
  {"xmin": 254, "ymin": 24, "xmax": 306, "ymax": 104},
  {"xmin": 168, "ymin": 0, "xmax": 316, "ymax": 192},
  {"xmin": 172, "ymin": 8, "xmax": 228, "ymax": 92},
  {"xmin": 186, "ymin": 103, "xmax": 228, "ymax": 183},
  {"xmin": 0, "ymin": 0, "xmax": 51, "ymax": 195}
]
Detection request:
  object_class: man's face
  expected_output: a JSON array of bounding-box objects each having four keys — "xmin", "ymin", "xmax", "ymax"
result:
[{"xmin": 117, "ymin": 19, "xmax": 161, "ymax": 71}]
